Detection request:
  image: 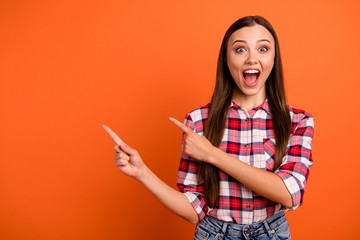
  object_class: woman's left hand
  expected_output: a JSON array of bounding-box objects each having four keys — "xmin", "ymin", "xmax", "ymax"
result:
[{"xmin": 170, "ymin": 117, "xmax": 216, "ymax": 162}]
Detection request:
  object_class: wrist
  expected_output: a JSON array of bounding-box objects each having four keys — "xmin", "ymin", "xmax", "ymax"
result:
[
  {"xmin": 136, "ymin": 164, "xmax": 151, "ymax": 183},
  {"xmin": 206, "ymin": 146, "xmax": 221, "ymax": 165}
]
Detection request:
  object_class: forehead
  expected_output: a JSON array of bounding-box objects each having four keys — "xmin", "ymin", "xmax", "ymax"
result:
[{"xmin": 228, "ymin": 24, "xmax": 275, "ymax": 45}]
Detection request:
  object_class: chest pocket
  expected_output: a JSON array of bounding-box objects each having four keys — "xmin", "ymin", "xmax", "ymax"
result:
[{"xmin": 263, "ymin": 138, "xmax": 276, "ymax": 171}]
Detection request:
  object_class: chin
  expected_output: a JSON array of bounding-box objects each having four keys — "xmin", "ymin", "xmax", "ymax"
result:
[{"xmin": 239, "ymin": 86, "xmax": 263, "ymax": 97}]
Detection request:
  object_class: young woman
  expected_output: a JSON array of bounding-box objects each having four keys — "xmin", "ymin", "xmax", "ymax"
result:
[{"xmin": 104, "ymin": 16, "xmax": 314, "ymax": 240}]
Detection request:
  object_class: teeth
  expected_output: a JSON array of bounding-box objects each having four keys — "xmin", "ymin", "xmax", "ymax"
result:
[{"xmin": 244, "ymin": 69, "xmax": 259, "ymax": 74}]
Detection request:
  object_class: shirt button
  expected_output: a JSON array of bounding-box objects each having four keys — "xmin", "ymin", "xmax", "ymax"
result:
[
  {"xmin": 245, "ymin": 118, "xmax": 249, "ymax": 121},
  {"xmin": 245, "ymin": 144, "xmax": 249, "ymax": 148},
  {"xmin": 246, "ymin": 204, "xmax": 250, "ymax": 208}
]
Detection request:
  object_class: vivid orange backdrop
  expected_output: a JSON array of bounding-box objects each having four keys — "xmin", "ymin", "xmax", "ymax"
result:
[{"xmin": 1, "ymin": 0, "xmax": 359, "ymax": 239}]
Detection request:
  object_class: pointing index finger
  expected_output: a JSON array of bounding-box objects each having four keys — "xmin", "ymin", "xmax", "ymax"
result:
[
  {"xmin": 102, "ymin": 124, "xmax": 125, "ymax": 146},
  {"xmin": 169, "ymin": 117, "xmax": 192, "ymax": 134}
]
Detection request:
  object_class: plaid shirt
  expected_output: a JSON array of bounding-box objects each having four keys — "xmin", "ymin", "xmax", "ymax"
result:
[{"xmin": 177, "ymin": 100, "xmax": 314, "ymax": 224}]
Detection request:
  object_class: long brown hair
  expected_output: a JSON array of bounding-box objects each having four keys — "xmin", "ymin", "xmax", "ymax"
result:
[{"xmin": 198, "ymin": 16, "xmax": 291, "ymax": 204}]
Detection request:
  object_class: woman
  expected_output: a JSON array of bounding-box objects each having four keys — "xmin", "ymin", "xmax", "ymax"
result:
[{"xmin": 104, "ymin": 16, "xmax": 314, "ymax": 239}]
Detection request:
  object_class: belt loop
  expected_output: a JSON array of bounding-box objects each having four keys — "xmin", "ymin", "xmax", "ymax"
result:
[
  {"xmin": 221, "ymin": 222, "xmax": 228, "ymax": 234},
  {"xmin": 263, "ymin": 220, "xmax": 275, "ymax": 237}
]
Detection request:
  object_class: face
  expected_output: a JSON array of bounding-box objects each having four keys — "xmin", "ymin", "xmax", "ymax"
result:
[{"xmin": 226, "ymin": 24, "xmax": 275, "ymax": 103}]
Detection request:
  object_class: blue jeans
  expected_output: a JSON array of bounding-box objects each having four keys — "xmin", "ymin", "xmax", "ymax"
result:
[{"xmin": 194, "ymin": 212, "xmax": 291, "ymax": 240}]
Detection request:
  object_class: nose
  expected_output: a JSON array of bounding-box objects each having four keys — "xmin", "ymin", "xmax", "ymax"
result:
[{"xmin": 245, "ymin": 50, "xmax": 258, "ymax": 65}]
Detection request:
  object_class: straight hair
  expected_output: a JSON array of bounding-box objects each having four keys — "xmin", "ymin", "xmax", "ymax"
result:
[{"xmin": 198, "ymin": 16, "xmax": 292, "ymax": 204}]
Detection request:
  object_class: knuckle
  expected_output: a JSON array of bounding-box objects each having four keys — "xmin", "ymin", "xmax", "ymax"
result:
[
  {"xmin": 119, "ymin": 160, "xmax": 127, "ymax": 166},
  {"xmin": 114, "ymin": 145, "xmax": 120, "ymax": 152}
]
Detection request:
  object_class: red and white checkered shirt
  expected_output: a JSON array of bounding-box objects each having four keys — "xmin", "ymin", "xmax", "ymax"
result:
[{"xmin": 177, "ymin": 100, "xmax": 314, "ymax": 224}]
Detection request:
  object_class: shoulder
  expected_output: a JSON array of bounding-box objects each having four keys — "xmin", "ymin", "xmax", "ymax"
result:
[
  {"xmin": 184, "ymin": 104, "xmax": 210, "ymax": 133},
  {"xmin": 186, "ymin": 103, "xmax": 210, "ymax": 121},
  {"xmin": 288, "ymin": 105, "xmax": 314, "ymax": 133}
]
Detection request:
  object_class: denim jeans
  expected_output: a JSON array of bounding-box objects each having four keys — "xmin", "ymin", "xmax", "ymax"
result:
[{"xmin": 194, "ymin": 212, "xmax": 291, "ymax": 240}]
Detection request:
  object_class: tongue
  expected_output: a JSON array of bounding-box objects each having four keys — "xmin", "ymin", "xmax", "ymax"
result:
[{"xmin": 244, "ymin": 73, "xmax": 258, "ymax": 86}]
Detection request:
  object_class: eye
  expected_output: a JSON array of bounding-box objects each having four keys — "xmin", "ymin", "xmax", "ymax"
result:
[
  {"xmin": 236, "ymin": 47, "xmax": 246, "ymax": 53},
  {"xmin": 259, "ymin": 46, "xmax": 268, "ymax": 52}
]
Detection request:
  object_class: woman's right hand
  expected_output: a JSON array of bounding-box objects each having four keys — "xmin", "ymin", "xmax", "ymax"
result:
[
  {"xmin": 103, "ymin": 125, "xmax": 146, "ymax": 180},
  {"xmin": 103, "ymin": 124, "xmax": 199, "ymax": 224},
  {"xmin": 114, "ymin": 144, "xmax": 145, "ymax": 180}
]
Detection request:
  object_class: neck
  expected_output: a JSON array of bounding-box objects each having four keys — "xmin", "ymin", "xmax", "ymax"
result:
[{"xmin": 232, "ymin": 90, "xmax": 266, "ymax": 112}]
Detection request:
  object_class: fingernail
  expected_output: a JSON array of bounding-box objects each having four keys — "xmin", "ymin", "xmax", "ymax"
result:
[{"xmin": 169, "ymin": 117, "xmax": 174, "ymax": 121}]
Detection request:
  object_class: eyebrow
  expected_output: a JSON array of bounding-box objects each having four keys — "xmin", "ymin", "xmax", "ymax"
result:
[{"xmin": 232, "ymin": 39, "xmax": 271, "ymax": 45}]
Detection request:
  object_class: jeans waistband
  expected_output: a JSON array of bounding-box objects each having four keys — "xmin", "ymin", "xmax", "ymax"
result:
[{"xmin": 198, "ymin": 212, "xmax": 287, "ymax": 237}]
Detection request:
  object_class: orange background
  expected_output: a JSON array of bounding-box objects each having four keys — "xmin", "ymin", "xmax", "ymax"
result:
[{"xmin": 1, "ymin": 0, "xmax": 359, "ymax": 239}]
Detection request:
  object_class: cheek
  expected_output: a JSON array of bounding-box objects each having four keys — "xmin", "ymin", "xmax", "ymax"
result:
[
  {"xmin": 228, "ymin": 64, "xmax": 242, "ymax": 82},
  {"xmin": 227, "ymin": 59, "xmax": 243, "ymax": 79},
  {"xmin": 262, "ymin": 57, "xmax": 275, "ymax": 75}
]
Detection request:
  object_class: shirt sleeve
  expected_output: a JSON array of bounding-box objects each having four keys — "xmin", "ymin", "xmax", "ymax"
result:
[
  {"xmin": 275, "ymin": 113, "xmax": 314, "ymax": 211},
  {"xmin": 176, "ymin": 113, "xmax": 208, "ymax": 221}
]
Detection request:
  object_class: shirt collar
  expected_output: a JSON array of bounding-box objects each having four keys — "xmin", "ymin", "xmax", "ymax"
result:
[{"xmin": 231, "ymin": 99, "xmax": 271, "ymax": 115}]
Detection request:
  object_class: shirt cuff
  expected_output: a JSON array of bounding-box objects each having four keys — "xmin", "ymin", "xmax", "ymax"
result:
[
  {"xmin": 276, "ymin": 171, "xmax": 303, "ymax": 211},
  {"xmin": 183, "ymin": 191, "xmax": 207, "ymax": 221}
]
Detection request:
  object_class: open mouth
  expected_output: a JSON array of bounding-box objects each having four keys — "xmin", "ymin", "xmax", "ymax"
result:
[{"xmin": 243, "ymin": 69, "xmax": 260, "ymax": 87}]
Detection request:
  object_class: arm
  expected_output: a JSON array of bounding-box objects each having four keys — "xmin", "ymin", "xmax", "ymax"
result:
[
  {"xmin": 103, "ymin": 125, "xmax": 198, "ymax": 224},
  {"xmin": 273, "ymin": 113, "xmax": 314, "ymax": 210},
  {"xmin": 170, "ymin": 115, "xmax": 314, "ymax": 209},
  {"xmin": 207, "ymin": 147, "xmax": 293, "ymax": 208},
  {"xmin": 169, "ymin": 118, "xmax": 292, "ymax": 208},
  {"xmin": 138, "ymin": 163, "xmax": 199, "ymax": 224}
]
